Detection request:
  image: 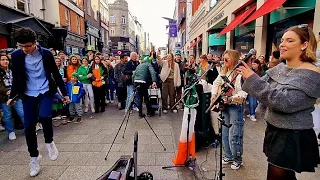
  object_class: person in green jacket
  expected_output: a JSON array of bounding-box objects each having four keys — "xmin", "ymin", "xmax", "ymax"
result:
[
  {"xmin": 133, "ymin": 56, "xmax": 157, "ymax": 118},
  {"xmin": 77, "ymin": 57, "xmax": 94, "ymax": 113}
]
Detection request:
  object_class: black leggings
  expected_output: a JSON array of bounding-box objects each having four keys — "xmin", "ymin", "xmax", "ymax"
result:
[{"xmin": 267, "ymin": 163, "xmax": 297, "ymax": 180}]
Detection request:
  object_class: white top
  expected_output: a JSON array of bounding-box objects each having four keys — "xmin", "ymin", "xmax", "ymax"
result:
[{"xmin": 211, "ymin": 70, "xmax": 247, "ymax": 99}]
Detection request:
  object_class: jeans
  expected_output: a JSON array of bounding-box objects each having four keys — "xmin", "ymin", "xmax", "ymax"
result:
[
  {"xmin": 1, "ymin": 99, "xmax": 24, "ymax": 134},
  {"xmin": 83, "ymin": 84, "xmax": 94, "ymax": 109},
  {"xmin": 22, "ymin": 91, "xmax": 54, "ymax": 157},
  {"xmin": 69, "ymin": 103, "xmax": 83, "ymax": 117},
  {"xmin": 222, "ymin": 104, "xmax": 245, "ymax": 164},
  {"xmin": 248, "ymin": 94, "xmax": 258, "ymax": 116},
  {"xmin": 126, "ymin": 84, "xmax": 139, "ymax": 110},
  {"xmin": 135, "ymin": 83, "xmax": 153, "ymax": 116},
  {"xmin": 106, "ymin": 78, "xmax": 115, "ymax": 101}
]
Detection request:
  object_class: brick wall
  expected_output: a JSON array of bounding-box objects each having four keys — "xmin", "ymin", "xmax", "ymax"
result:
[{"xmin": 59, "ymin": 3, "xmax": 85, "ymax": 36}]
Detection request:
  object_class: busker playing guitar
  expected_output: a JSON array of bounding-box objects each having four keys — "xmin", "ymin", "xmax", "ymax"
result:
[{"xmin": 211, "ymin": 50, "xmax": 247, "ymax": 170}]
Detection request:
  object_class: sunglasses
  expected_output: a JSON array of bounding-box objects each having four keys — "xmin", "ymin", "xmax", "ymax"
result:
[{"xmin": 297, "ymin": 24, "xmax": 310, "ymax": 39}]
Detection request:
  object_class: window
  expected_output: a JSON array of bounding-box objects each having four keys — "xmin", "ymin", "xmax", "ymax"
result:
[
  {"xmin": 16, "ymin": 0, "xmax": 28, "ymax": 12},
  {"xmin": 121, "ymin": 16, "xmax": 126, "ymax": 24},
  {"xmin": 65, "ymin": 9, "xmax": 70, "ymax": 31},
  {"xmin": 86, "ymin": 0, "xmax": 91, "ymax": 16},
  {"xmin": 122, "ymin": 27, "xmax": 126, "ymax": 36},
  {"xmin": 110, "ymin": 27, "xmax": 115, "ymax": 36},
  {"xmin": 110, "ymin": 15, "xmax": 115, "ymax": 23},
  {"xmin": 76, "ymin": 15, "xmax": 80, "ymax": 34}
]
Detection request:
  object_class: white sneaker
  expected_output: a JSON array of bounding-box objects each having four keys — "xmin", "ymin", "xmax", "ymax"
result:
[
  {"xmin": 91, "ymin": 107, "xmax": 95, "ymax": 113},
  {"xmin": 52, "ymin": 116, "xmax": 61, "ymax": 120},
  {"xmin": 173, "ymin": 109, "xmax": 178, "ymax": 113},
  {"xmin": 163, "ymin": 110, "xmax": 168, "ymax": 114},
  {"xmin": 30, "ymin": 155, "xmax": 42, "ymax": 177},
  {"xmin": 176, "ymin": 105, "xmax": 181, "ymax": 110},
  {"xmin": 133, "ymin": 107, "xmax": 139, "ymax": 112},
  {"xmin": 110, "ymin": 100, "xmax": 114, "ymax": 103},
  {"xmin": 36, "ymin": 123, "xmax": 42, "ymax": 131},
  {"xmin": 250, "ymin": 115, "xmax": 257, "ymax": 122},
  {"xmin": 118, "ymin": 103, "xmax": 121, "ymax": 108},
  {"xmin": 0, "ymin": 124, "xmax": 5, "ymax": 131},
  {"xmin": 84, "ymin": 107, "xmax": 88, "ymax": 113},
  {"xmin": 46, "ymin": 141, "xmax": 59, "ymax": 161},
  {"xmin": 246, "ymin": 114, "xmax": 250, "ymax": 118},
  {"xmin": 9, "ymin": 132, "xmax": 16, "ymax": 140},
  {"xmin": 106, "ymin": 100, "xmax": 110, "ymax": 104}
]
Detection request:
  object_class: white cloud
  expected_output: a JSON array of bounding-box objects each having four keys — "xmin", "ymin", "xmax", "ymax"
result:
[{"xmin": 108, "ymin": 0, "xmax": 175, "ymax": 48}]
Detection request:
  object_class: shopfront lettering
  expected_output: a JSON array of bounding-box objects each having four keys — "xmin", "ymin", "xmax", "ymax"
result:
[{"xmin": 208, "ymin": 11, "xmax": 224, "ymax": 28}]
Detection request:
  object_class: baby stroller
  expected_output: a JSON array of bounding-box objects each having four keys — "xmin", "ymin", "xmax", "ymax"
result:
[{"xmin": 148, "ymin": 88, "xmax": 162, "ymax": 116}]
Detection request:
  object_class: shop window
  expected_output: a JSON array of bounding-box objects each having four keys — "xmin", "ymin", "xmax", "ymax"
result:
[
  {"xmin": 122, "ymin": 27, "xmax": 126, "ymax": 36},
  {"xmin": 16, "ymin": 0, "xmax": 30, "ymax": 13}
]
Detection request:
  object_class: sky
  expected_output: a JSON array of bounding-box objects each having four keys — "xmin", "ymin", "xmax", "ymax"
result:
[{"xmin": 108, "ymin": 0, "xmax": 176, "ymax": 48}]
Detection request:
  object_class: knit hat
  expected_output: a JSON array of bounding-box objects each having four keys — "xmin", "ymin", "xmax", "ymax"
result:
[{"xmin": 71, "ymin": 72, "xmax": 79, "ymax": 78}]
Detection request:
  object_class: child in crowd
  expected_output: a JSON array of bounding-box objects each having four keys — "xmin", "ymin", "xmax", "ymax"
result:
[{"xmin": 66, "ymin": 73, "xmax": 85, "ymax": 123}]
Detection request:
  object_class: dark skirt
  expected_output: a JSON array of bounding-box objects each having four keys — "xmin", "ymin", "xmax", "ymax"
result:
[{"xmin": 263, "ymin": 123, "xmax": 320, "ymax": 173}]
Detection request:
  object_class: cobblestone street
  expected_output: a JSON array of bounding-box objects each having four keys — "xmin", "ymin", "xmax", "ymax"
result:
[{"xmin": 0, "ymin": 104, "xmax": 319, "ymax": 180}]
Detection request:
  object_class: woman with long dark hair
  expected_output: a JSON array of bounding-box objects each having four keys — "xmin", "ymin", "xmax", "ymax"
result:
[
  {"xmin": 90, "ymin": 55, "xmax": 108, "ymax": 113},
  {"xmin": 238, "ymin": 25, "xmax": 320, "ymax": 179}
]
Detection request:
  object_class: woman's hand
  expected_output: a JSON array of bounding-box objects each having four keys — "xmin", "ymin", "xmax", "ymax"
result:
[{"xmin": 236, "ymin": 61, "xmax": 255, "ymax": 80}]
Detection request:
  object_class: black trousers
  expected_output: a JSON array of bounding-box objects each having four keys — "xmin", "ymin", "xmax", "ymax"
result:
[
  {"xmin": 93, "ymin": 85, "xmax": 106, "ymax": 112},
  {"xmin": 117, "ymin": 86, "xmax": 127, "ymax": 108},
  {"xmin": 135, "ymin": 83, "xmax": 153, "ymax": 116}
]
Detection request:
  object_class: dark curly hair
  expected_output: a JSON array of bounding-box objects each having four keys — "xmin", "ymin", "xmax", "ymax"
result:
[{"xmin": 13, "ymin": 27, "xmax": 36, "ymax": 44}]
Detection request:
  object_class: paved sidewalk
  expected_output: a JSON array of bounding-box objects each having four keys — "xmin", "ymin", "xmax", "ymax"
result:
[{"xmin": 0, "ymin": 104, "xmax": 319, "ymax": 180}]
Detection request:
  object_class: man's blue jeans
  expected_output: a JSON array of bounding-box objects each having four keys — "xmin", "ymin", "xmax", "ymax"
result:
[
  {"xmin": 22, "ymin": 91, "xmax": 54, "ymax": 157},
  {"xmin": 222, "ymin": 104, "xmax": 245, "ymax": 164},
  {"xmin": 1, "ymin": 99, "xmax": 24, "ymax": 134},
  {"xmin": 248, "ymin": 94, "xmax": 258, "ymax": 116},
  {"xmin": 126, "ymin": 84, "xmax": 139, "ymax": 110}
]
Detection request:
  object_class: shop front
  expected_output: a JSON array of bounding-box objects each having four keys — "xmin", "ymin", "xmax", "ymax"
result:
[
  {"xmin": 65, "ymin": 31, "xmax": 85, "ymax": 55},
  {"xmin": 266, "ymin": 0, "xmax": 316, "ymax": 55},
  {"xmin": 86, "ymin": 23, "xmax": 100, "ymax": 52},
  {"xmin": 207, "ymin": 14, "xmax": 227, "ymax": 56}
]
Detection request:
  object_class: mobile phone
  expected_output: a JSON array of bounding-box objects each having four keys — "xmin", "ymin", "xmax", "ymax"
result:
[{"xmin": 8, "ymin": 94, "xmax": 19, "ymax": 106}]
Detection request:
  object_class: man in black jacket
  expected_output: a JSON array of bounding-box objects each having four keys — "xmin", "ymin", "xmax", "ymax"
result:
[{"xmin": 7, "ymin": 28, "xmax": 70, "ymax": 177}]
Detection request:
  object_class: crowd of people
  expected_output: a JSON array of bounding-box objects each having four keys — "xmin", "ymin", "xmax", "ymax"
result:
[{"xmin": 0, "ymin": 25, "xmax": 319, "ymax": 179}]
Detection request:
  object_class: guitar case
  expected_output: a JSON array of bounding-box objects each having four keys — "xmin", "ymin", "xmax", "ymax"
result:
[{"xmin": 194, "ymin": 84, "xmax": 217, "ymax": 152}]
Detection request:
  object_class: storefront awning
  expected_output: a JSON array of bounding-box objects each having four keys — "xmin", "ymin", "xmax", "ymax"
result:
[
  {"xmin": 188, "ymin": 37, "xmax": 202, "ymax": 50},
  {"xmin": 217, "ymin": 5, "xmax": 256, "ymax": 37},
  {"xmin": 242, "ymin": 0, "xmax": 286, "ymax": 25},
  {"xmin": 7, "ymin": 17, "xmax": 52, "ymax": 36}
]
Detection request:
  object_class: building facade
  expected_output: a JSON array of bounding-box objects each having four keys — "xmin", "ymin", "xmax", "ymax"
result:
[
  {"xmin": 84, "ymin": 0, "xmax": 101, "ymax": 52},
  {"xmin": 187, "ymin": 0, "xmax": 320, "ymax": 60},
  {"xmin": 59, "ymin": 0, "xmax": 85, "ymax": 54},
  {"xmin": 100, "ymin": 0, "xmax": 110, "ymax": 55},
  {"xmin": 0, "ymin": 0, "xmax": 74, "ymax": 50}
]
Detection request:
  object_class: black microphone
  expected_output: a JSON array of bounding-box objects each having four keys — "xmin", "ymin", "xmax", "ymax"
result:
[{"xmin": 233, "ymin": 49, "xmax": 256, "ymax": 69}]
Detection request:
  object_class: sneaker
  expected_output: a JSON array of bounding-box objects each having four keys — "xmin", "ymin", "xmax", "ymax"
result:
[
  {"xmin": 8, "ymin": 132, "xmax": 16, "ymax": 140},
  {"xmin": 46, "ymin": 141, "xmax": 58, "ymax": 161},
  {"xmin": 61, "ymin": 119, "xmax": 67, "ymax": 125},
  {"xmin": 53, "ymin": 120, "xmax": 60, "ymax": 127},
  {"xmin": 0, "ymin": 124, "xmax": 5, "ymax": 131},
  {"xmin": 36, "ymin": 123, "xmax": 43, "ymax": 131},
  {"xmin": 29, "ymin": 155, "xmax": 42, "ymax": 177},
  {"xmin": 91, "ymin": 107, "xmax": 95, "ymax": 113},
  {"xmin": 74, "ymin": 117, "xmax": 82, "ymax": 124},
  {"xmin": 230, "ymin": 161, "xmax": 243, "ymax": 170},
  {"xmin": 67, "ymin": 117, "xmax": 74, "ymax": 123},
  {"xmin": 118, "ymin": 102, "xmax": 121, "ymax": 108},
  {"xmin": 110, "ymin": 100, "xmax": 114, "ymax": 103},
  {"xmin": 176, "ymin": 105, "xmax": 181, "ymax": 110},
  {"xmin": 52, "ymin": 116, "xmax": 61, "ymax": 120},
  {"xmin": 250, "ymin": 115, "xmax": 257, "ymax": 122},
  {"xmin": 106, "ymin": 100, "xmax": 110, "ymax": 104},
  {"xmin": 222, "ymin": 157, "xmax": 233, "ymax": 165},
  {"xmin": 246, "ymin": 114, "xmax": 250, "ymax": 118},
  {"xmin": 163, "ymin": 110, "xmax": 168, "ymax": 114},
  {"xmin": 133, "ymin": 107, "xmax": 139, "ymax": 112},
  {"xmin": 84, "ymin": 107, "xmax": 88, "ymax": 113},
  {"xmin": 173, "ymin": 109, "xmax": 178, "ymax": 113}
]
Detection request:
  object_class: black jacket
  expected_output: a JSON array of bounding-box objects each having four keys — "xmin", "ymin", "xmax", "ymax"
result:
[
  {"xmin": 9, "ymin": 46, "xmax": 67, "ymax": 99},
  {"xmin": 123, "ymin": 60, "xmax": 139, "ymax": 85}
]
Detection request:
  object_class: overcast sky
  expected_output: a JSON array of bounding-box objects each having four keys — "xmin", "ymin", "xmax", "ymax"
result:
[{"xmin": 109, "ymin": 0, "xmax": 176, "ymax": 48}]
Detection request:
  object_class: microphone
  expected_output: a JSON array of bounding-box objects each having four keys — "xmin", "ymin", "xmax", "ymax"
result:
[{"xmin": 233, "ymin": 49, "xmax": 256, "ymax": 69}]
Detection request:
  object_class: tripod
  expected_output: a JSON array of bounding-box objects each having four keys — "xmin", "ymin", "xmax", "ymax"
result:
[{"xmin": 105, "ymin": 85, "xmax": 166, "ymax": 160}]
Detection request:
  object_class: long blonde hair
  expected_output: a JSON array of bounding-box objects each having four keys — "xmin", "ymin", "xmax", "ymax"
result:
[{"xmin": 222, "ymin": 49, "xmax": 240, "ymax": 74}]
